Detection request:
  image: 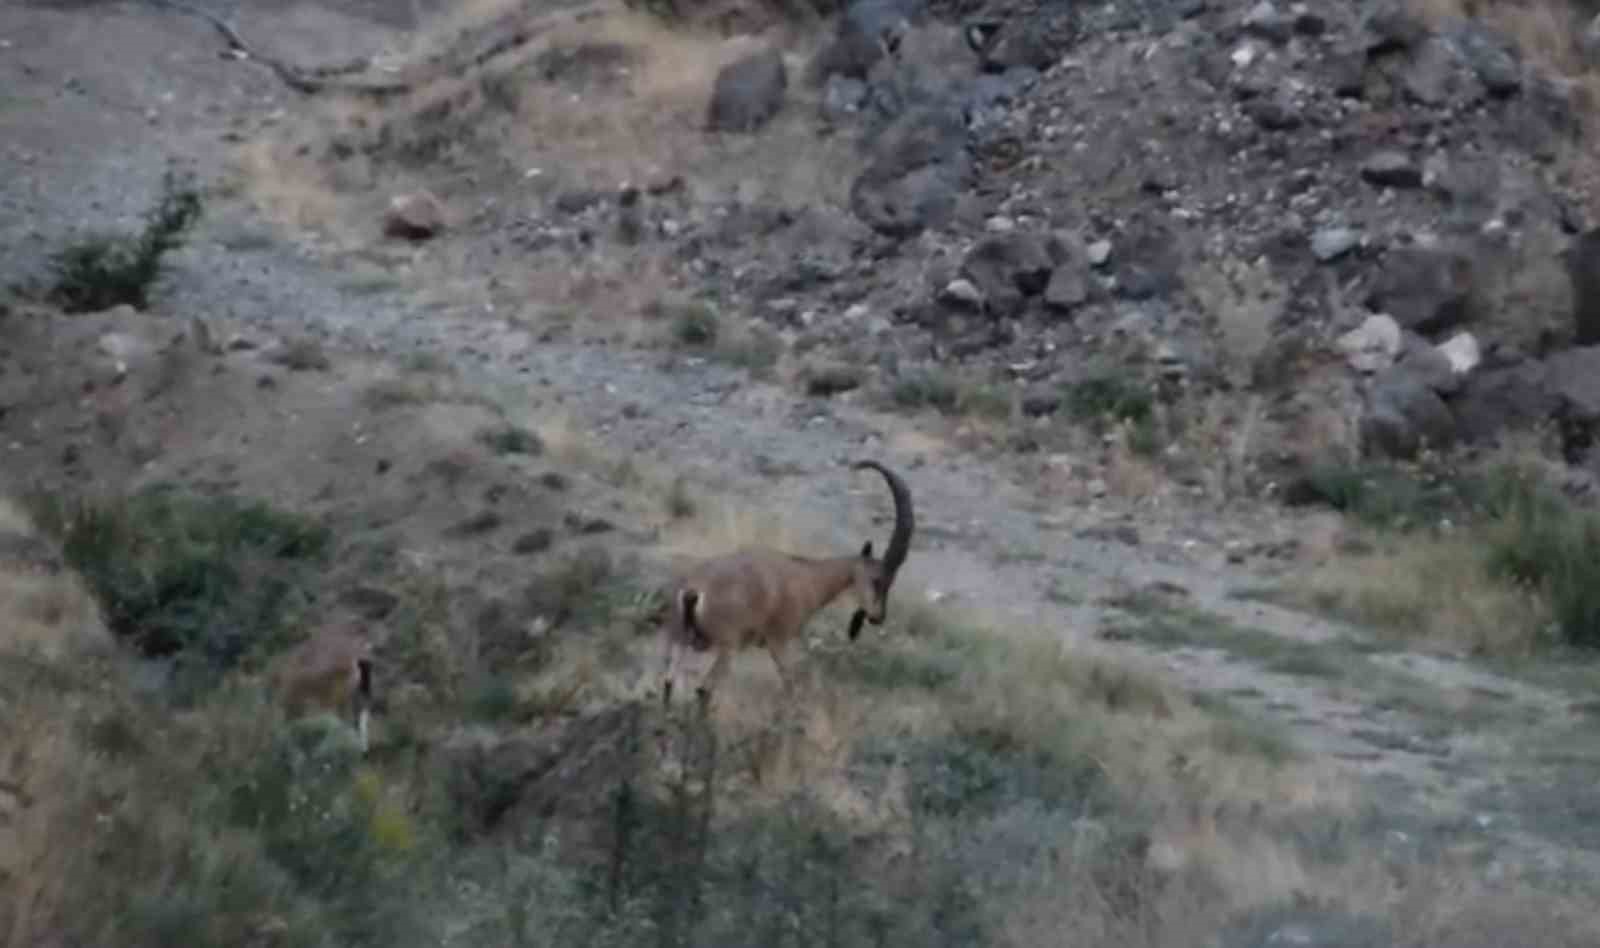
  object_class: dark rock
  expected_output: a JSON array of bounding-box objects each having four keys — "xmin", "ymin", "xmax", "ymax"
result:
[
  {"xmin": 1543, "ymin": 346, "xmax": 1600, "ymax": 423},
  {"xmin": 1563, "ymin": 227, "xmax": 1600, "ymax": 345},
  {"xmin": 1362, "ymin": 1, "xmax": 1427, "ymax": 54},
  {"xmin": 341, "ymin": 585, "xmax": 400, "ymax": 620},
  {"xmin": 564, "ymin": 512, "xmax": 615, "ymax": 535},
  {"xmin": 961, "ymin": 233, "xmax": 1054, "ymax": 317},
  {"xmin": 1244, "ymin": 95, "xmax": 1302, "ymax": 131},
  {"xmin": 1242, "ymin": 1, "xmax": 1293, "ymax": 43},
  {"xmin": 554, "ymin": 190, "xmax": 604, "ymax": 215},
  {"xmin": 811, "ymin": 0, "xmax": 920, "ymax": 83},
  {"xmin": 1360, "ymin": 150, "xmax": 1423, "ymax": 188},
  {"xmin": 1021, "ymin": 388, "xmax": 1062, "ymax": 417},
  {"xmin": 849, "ymin": 104, "xmax": 971, "ymax": 238},
  {"xmin": 1451, "ymin": 361, "xmax": 1558, "ymax": 443},
  {"xmin": 1368, "ymin": 245, "xmax": 1477, "ymax": 334},
  {"xmin": 1450, "ymin": 23, "xmax": 1521, "ymax": 96},
  {"xmin": 803, "ymin": 361, "xmax": 865, "ymax": 396},
  {"xmin": 820, "ymin": 75, "xmax": 869, "ymax": 122},
  {"xmin": 707, "ymin": 47, "xmax": 787, "ymax": 133},
  {"xmin": 970, "ymin": 20, "xmax": 1056, "ymax": 73},
  {"xmin": 1113, "ymin": 219, "xmax": 1184, "ymax": 301},
  {"xmin": 1044, "ymin": 265, "xmax": 1089, "ymax": 313},
  {"xmin": 1360, "ymin": 368, "xmax": 1457, "ymax": 459},
  {"xmin": 1402, "ymin": 36, "xmax": 1483, "ymax": 107},
  {"xmin": 513, "ymin": 527, "xmax": 555, "ymax": 554},
  {"xmin": 447, "ymin": 510, "xmax": 504, "ymax": 538},
  {"xmin": 538, "ymin": 471, "xmax": 569, "ymax": 491}
]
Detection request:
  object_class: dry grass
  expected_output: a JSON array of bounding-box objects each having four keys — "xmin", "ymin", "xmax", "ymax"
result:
[
  {"xmin": 0, "ymin": 499, "xmax": 108, "ymax": 663},
  {"xmin": 1280, "ymin": 529, "xmax": 1551, "ymax": 656}
]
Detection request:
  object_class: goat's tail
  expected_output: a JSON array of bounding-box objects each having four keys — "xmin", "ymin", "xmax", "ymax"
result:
[{"xmin": 680, "ymin": 589, "xmax": 709, "ymax": 651}]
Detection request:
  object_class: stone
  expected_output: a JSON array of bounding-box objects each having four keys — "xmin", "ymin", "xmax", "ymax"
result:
[
  {"xmin": 1360, "ymin": 368, "xmax": 1457, "ymax": 459},
  {"xmin": 1543, "ymin": 346, "xmax": 1600, "ymax": 423},
  {"xmin": 1242, "ymin": 2, "xmax": 1292, "ymax": 42},
  {"xmin": 383, "ymin": 190, "xmax": 445, "ymax": 239},
  {"xmin": 960, "ymin": 233, "xmax": 1054, "ymax": 318},
  {"xmin": 1402, "ymin": 36, "xmax": 1483, "ymax": 107},
  {"xmin": 1367, "ymin": 245, "xmax": 1477, "ymax": 334},
  {"xmin": 849, "ymin": 104, "xmax": 971, "ymax": 238},
  {"xmin": 1087, "ymin": 240, "xmax": 1113, "ymax": 267},
  {"xmin": 940, "ymin": 278, "xmax": 984, "ymax": 309},
  {"xmin": 1311, "ymin": 227, "xmax": 1361, "ymax": 262},
  {"xmin": 1044, "ymin": 265, "xmax": 1088, "ymax": 312},
  {"xmin": 810, "ymin": 0, "xmax": 918, "ymax": 82},
  {"xmin": 1336, "ymin": 314, "xmax": 1403, "ymax": 374},
  {"xmin": 1562, "ymin": 227, "xmax": 1600, "ymax": 345},
  {"xmin": 1452, "ymin": 361, "xmax": 1559, "ymax": 444},
  {"xmin": 707, "ymin": 47, "xmax": 787, "ymax": 133},
  {"xmin": 1450, "ymin": 23, "xmax": 1521, "ymax": 97},
  {"xmin": 1360, "ymin": 151, "xmax": 1423, "ymax": 189},
  {"xmin": 820, "ymin": 75, "xmax": 868, "ymax": 122},
  {"xmin": 1362, "ymin": 1, "xmax": 1426, "ymax": 53},
  {"xmin": 1437, "ymin": 331, "xmax": 1481, "ymax": 377}
]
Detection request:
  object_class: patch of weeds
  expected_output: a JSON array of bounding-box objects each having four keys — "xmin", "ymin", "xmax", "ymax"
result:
[
  {"xmin": 664, "ymin": 475, "xmax": 696, "ymax": 520},
  {"xmin": 24, "ymin": 485, "xmax": 330, "ymax": 696},
  {"xmin": 270, "ymin": 337, "xmax": 332, "ymax": 372},
  {"xmin": 520, "ymin": 546, "xmax": 624, "ymax": 629},
  {"xmin": 361, "ymin": 377, "xmax": 432, "ymax": 411},
  {"xmin": 670, "ymin": 302, "xmax": 719, "ymax": 347},
  {"xmin": 48, "ymin": 170, "xmax": 203, "ymax": 313},
  {"xmin": 467, "ymin": 675, "xmax": 523, "ymax": 722},
  {"xmin": 994, "ymin": 545, "xmax": 1047, "ymax": 565},
  {"xmin": 890, "ymin": 369, "xmax": 960, "ymax": 414},
  {"xmin": 476, "ymin": 424, "xmax": 543, "ymax": 456},
  {"xmin": 1483, "ymin": 503, "xmax": 1600, "ymax": 649},
  {"xmin": 1064, "ymin": 374, "xmax": 1153, "ymax": 429}
]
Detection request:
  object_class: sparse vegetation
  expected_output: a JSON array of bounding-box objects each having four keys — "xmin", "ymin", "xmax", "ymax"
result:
[
  {"xmin": 22, "ymin": 485, "xmax": 331, "ymax": 698},
  {"xmin": 476, "ymin": 423, "xmax": 544, "ymax": 456},
  {"xmin": 47, "ymin": 171, "xmax": 203, "ymax": 313},
  {"xmin": 1277, "ymin": 453, "xmax": 1600, "ymax": 653}
]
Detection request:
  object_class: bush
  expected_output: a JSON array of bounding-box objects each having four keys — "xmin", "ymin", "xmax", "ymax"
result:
[
  {"xmin": 48, "ymin": 171, "xmax": 203, "ymax": 313},
  {"xmin": 25, "ymin": 485, "xmax": 331, "ymax": 695}
]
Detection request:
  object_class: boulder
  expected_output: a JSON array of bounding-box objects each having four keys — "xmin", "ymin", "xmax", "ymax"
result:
[
  {"xmin": 383, "ymin": 190, "xmax": 445, "ymax": 240},
  {"xmin": 1451, "ymin": 360, "xmax": 1559, "ymax": 443},
  {"xmin": 707, "ymin": 47, "xmax": 787, "ymax": 133},
  {"xmin": 849, "ymin": 104, "xmax": 970, "ymax": 238},
  {"xmin": 1563, "ymin": 227, "xmax": 1600, "ymax": 345},
  {"xmin": 1336, "ymin": 314, "xmax": 1403, "ymax": 374},
  {"xmin": 960, "ymin": 233, "xmax": 1053, "ymax": 318},
  {"xmin": 1360, "ymin": 367, "xmax": 1457, "ymax": 459},
  {"xmin": 1367, "ymin": 245, "xmax": 1477, "ymax": 334}
]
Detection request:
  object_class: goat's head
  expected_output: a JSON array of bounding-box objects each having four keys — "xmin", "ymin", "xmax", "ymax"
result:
[{"xmin": 846, "ymin": 460, "xmax": 915, "ymax": 640}]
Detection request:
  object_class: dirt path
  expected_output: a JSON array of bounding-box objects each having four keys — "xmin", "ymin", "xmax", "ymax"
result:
[{"xmin": 6, "ymin": 0, "xmax": 1600, "ymax": 888}]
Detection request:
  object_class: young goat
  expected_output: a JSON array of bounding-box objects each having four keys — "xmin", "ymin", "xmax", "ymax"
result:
[
  {"xmin": 660, "ymin": 459, "xmax": 914, "ymax": 707},
  {"xmin": 268, "ymin": 624, "xmax": 377, "ymax": 753}
]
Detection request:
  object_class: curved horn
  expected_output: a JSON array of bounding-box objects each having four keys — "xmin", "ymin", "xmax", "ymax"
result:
[{"xmin": 852, "ymin": 460, "xmax": 914, "ymax": 586}]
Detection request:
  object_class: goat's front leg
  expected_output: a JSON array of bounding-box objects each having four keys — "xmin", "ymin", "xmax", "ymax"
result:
[
  {"xmin": 660, "ymin": 626, "xmax": 679, "ymax": 709},
  {"xmin": 766, "ymin": 639, "xmax": 794, "ymax": 699}
]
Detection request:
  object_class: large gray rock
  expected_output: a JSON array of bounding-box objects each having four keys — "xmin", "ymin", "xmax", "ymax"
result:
[
  {"xmin": 960, "ymin": 233, "xmax": 1054, "ymax": 318},
  {"xmin": 1563, "ymin": 227, "xmax": 1600, "ymax": 345},
  {"xmin": 1367, "ymin": 245, "xmax": 1477, "ymax": 334},
  {"xmin": 1452, "ymin": 361, "xmax": 1559, "ymax": 443},
  {"xmin": 1360, "ymin": 367, "xmax": 1458, "ymax": 459},
  {"xmin": 849, "ymin": 104, "xmax": 970, "ymax": 238},
  {"xmin": 1543, "ymin": 346, "xmax": 1600, "ymax": 423},
  {"xmin": 707, "ymin": 47, "xmax": 787, "ymax": 133},
  {"xmin": 810, "ymin": 0, "xmax": 921, "ymax": 82}
]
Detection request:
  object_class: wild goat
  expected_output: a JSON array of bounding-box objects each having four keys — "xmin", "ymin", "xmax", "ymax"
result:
[
  {"xmin": 660, "ymin": 459, "xmax": 914, "ymax": 707},
  {"xmin": 268, "ymin": 625, "xmax": 377, "ymax": 753}
]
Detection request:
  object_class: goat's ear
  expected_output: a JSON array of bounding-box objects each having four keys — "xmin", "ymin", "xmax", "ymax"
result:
[{"xmin": 861, "ymin": 541, "xmax": 874, "ymax": 559}]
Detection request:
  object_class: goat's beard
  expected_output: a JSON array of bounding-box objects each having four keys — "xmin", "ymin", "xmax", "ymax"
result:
[{"xmin": 847, "ymin": 609, "xmax": 867, "ymax": 641}]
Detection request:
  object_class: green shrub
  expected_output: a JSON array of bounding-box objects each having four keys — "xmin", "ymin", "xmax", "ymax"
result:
[
  {"xmin": 49, "ymin": 171, "xmax": 203, "ymax": 313},
  {"xmin": 26, "ymin": 485, "xmax": 330, "ymax": 694}
]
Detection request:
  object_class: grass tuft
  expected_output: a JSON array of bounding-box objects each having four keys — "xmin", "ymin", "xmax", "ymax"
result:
[{"xmin": 48, "ymin": 171, "xmax": 203, "ymax": 313}]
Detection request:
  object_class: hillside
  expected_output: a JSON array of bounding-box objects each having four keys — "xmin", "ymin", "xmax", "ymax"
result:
[{"xmin": 5, "ymin": 0, "xmax": 1600, "ymax": 945}]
